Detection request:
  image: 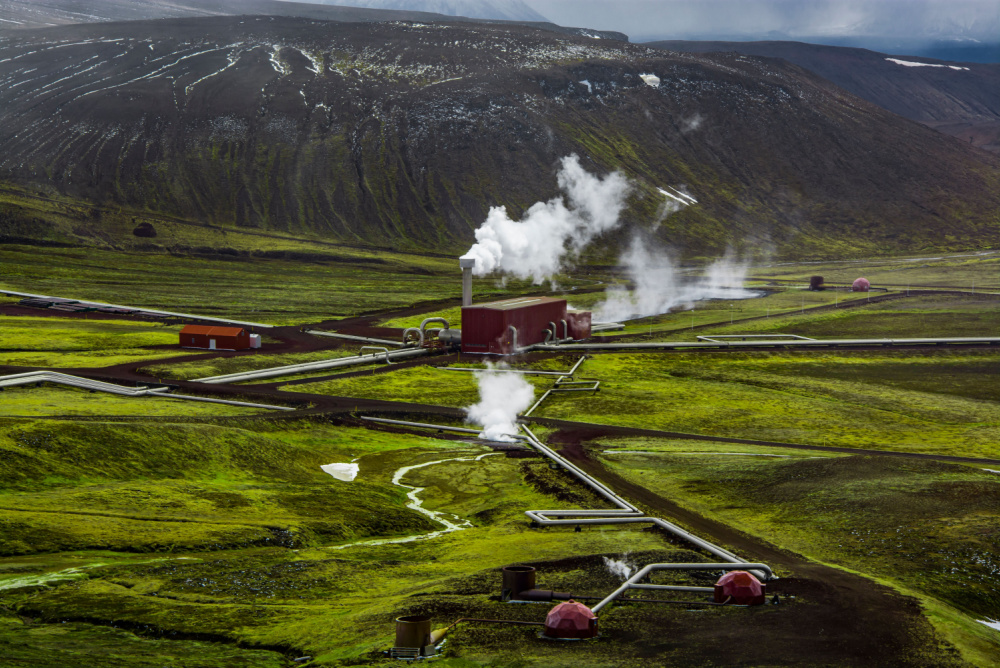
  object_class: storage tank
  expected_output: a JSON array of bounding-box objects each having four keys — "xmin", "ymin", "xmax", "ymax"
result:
[
  {"xmin": 543, "ymin": 600, "xmax": 598, "ymax": 639},
  {"xmin": 394, "ymin": 615, "xmax": 432, "ymax": 648},
  {"xmin": 501, "ymin": 565, "xmax": 536, "ymax": 600},
  {"xmin": 852, "ymin": 277, "xmax": 871, "ymax": 292},
  {"xmin": 714, "ymin": 571, "xmax": 766, "ymax": 606}
]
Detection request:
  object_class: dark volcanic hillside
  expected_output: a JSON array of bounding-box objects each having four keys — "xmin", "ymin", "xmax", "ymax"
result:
[
  {"xmin": 0, "ymin": 0, "xmax": 627, "ymax": 40},
  {"xmin": 649, "ymin": 40, "xmax": 1000, "ymax": 153},
  {"xmin": 1, "ymin": 16, "xmax": 998, "ymax": 257},
  {"xmin": 0, "ymin": 0, "xmax": 461, "ymax": 29}
]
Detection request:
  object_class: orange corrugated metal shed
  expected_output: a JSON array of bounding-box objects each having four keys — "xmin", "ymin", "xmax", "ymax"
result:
[{"xmin": 179, "ymin": 324, "xmax": 251, "ymax": 351}]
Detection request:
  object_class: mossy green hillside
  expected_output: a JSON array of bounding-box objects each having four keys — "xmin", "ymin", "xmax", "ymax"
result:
[
  {"xmin": 621, "ymin": 292, "xmax": 1000, "ymax": 342},
  {"xmin": 0, "ymin": 607, "xmax": 287, "ymax": 668},
  {"xmin": 1, "ymin": 418, "xmax": 682, "ymax": 664},
  {"xmin": 591, "ymin": 437, "xmax": 1000, "ymax": 662},
  {"xmin": 534, "ymin": 351, "xmax": 1000, "ymax": 459},
  {"xmin": 289, "ymin": 350, "xmax": 1000, "ymax": 460},
  {"xmin": 140, "ymin": 349, "xmax": 358, "ymax": 382},
  {"xmin": 0, "ymin": 316, "xmax": 191, "ymax": 368},
  {"xmin": 0, "ymin": 386, "xmax": 265, "ymax": 418},
  {"xmin": 0, "ymin": 243, "xmax": 539, "ymax": 326},
  {"xmin": 0, "ymin": 420, "xmax": 452, "ymax": 555},
  {"xmin": 752, "ymin": 252, "xmax": 1000, "ymax": 291}
]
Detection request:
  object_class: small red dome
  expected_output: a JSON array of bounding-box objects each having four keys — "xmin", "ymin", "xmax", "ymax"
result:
[
  {"xmin": 852, "ymin": 277, "xmax": 871, "ymax": 292},
  {"xmin": 714, "ymin": 571, "xmax": 766, "ymax": 606},
  {"xmin": 544, "ymin": 600, "xmax": 598, "ymax": 639}
]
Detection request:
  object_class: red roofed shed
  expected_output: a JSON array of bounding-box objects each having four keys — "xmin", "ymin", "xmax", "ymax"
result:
[{"xmin": 180, "ymin": 325, "xmax": 251, "ymax": 351}]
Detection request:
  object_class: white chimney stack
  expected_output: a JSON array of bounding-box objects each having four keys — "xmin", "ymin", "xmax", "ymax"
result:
[{"xmin": 460, "ymin": 256, "xmax": 475, "ymax": 306}]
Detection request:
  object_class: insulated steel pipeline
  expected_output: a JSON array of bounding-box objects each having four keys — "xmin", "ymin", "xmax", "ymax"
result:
[
  {"xmin": 1, "ymin": 290, "xmax": 273, "ymax": 329},
  {"xmin": 532, "ymin": 336, "xmax": 1000, "ymax": 352},
  {"xmin": 518, "ymin": 426, "xmax": 770, "ymax": 582},
  {"xmin": 193, "ymin": 347, "xmax": 434, "ymax": 384},
  {"xmin": 356, "ymin": 415, "xmax": 774, "ymax": 612},
  {"xmin": 0, "ymin": 371, "xmax": 294, "ymax": 411}
]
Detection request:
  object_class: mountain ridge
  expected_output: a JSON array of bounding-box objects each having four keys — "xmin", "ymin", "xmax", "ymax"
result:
[
  {"xmin": 0, "ymin": 15, "xmax": 997, "ymax": 259},
  {"xmin": 0, "ymin": 0, "xmax": 626, "ymax": 40},
  {"xmin": 647, "ymin": 40, "xmax": 1000, "ymax": 152}
]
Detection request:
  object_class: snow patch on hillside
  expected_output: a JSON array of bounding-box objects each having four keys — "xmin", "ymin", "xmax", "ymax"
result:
[{"xmin": 885, "ymin": 58, "xmax": 969, "ymax": 71}]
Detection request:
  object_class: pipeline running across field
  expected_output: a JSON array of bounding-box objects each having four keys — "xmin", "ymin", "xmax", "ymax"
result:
[
  {"xmin": 0, "ymin": 371, "xmax": 294, "ymax": 411},
  {"xmin": 359, "ymin": 415, "xmax": 775, "ymax": 612}
]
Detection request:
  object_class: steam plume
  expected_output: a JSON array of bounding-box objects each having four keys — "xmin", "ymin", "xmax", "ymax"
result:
[
  {"xmin": 462, "ymin": 155, "xmax": 630, "ymax": 284},
  {"xmin": 595, "ymin": 239, "xmax": 756, "ymax": 322},
  {"xmin": 465, "ymin": 364, "xmax": 535, "ymax": 442}
]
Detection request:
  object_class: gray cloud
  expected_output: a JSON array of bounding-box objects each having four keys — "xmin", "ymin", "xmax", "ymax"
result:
[{"xmin": 528, "ymin": 0, "xmax": 1000, "ymax": 42}]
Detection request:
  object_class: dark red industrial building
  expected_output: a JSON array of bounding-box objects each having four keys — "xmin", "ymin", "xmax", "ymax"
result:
[
  {"xmin": 461, "ymin": 296, "xmax": 591, "ymax": 354},
  {"xmin": 179, "ymin": 325, "xmax": 258, "ymax": 351}
]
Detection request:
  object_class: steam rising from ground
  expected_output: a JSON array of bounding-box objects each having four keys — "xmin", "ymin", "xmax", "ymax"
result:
[
  {"xmin": 603, "ymin": 553, "xmax": 637, "ymax": 580},
  {"xmin": 595, "ymin": 239, "xmax": 757, "ymax": 322},
  {"xmin": 461, "ymin": 155, "xmax": 630, "ymax": 284},
  {"xmin": 465, "ymin": 364, "xmax": 535, "ymax": 442},
  {"xmin": 462, "ymin": 154, "xmax": 757, "ymax": 320}
]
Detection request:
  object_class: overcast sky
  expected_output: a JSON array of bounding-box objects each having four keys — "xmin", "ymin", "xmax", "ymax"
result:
[{"xmin": 527, "ymin": 0, "xmax": 1000, "ymax": 42}]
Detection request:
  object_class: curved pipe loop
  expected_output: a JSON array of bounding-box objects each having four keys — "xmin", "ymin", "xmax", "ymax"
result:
[
  {"xmin": 420, "ymin": 317, "xmax": 450, "ymax": 334},
  {"xmin": 507, "ymin": 325, "xmax": 521, "ymax": 353},
  {"xmin": 402, "ymin": 328, "xmax": 424, "ymax": 347}
]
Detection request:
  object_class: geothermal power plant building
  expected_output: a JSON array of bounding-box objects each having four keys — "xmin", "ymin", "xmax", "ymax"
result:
[
  {"xmin": 461, "ymin": 296, "xmax": 591, "ymax": 354},
  {"xmin": 456, "ymin": 257, "xmax": 591, "ymax": 354}
]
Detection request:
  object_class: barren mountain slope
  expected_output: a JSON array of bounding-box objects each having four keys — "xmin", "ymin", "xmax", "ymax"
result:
[
  {"xmin": 649, "ymin": 40, "xmax": 1000, "ymax": 152},
  {"xmin": 1, "ymin": 16, "xmax": 998, "ymax": 257},
  {"xmin": 0, "ymin": 0, "xmax": 626, "ymax": 40}
]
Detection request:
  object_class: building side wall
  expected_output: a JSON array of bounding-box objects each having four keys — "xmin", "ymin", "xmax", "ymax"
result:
[
  {"xmin": 179, "ymin": 331, "xmax": 251, "ymax": 350},
  {"xmin": 461, "ymin": 308, "xmax": 506, "ymax": 354},
  {"xmin": 504, "ymin": 301, "xmax": 567, "ymax": 352},
  {"xmin": 565, "ymin": 311, "xmax": 592, "ymax": 340}
]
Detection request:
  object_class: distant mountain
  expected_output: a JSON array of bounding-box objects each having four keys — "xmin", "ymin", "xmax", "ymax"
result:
[
  {"xmin": 0, "ymin": 0, "xmax": 624, "ymax": 40},
  {"xmin": 648, "ymin": 40, "xmax": 1000, "ymax": 153},
  {"xmin": 295, "ymin": 0, "xmax": 548, "ymax": 22},
  {"xmin": 0, "ymin": 16, "xmax": 997, "ymax": 258}
]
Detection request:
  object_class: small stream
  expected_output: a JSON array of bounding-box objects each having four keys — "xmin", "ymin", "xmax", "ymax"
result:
[{"xmin": 330, "ymin": 451, "xmax": 500, "ymax": 550}]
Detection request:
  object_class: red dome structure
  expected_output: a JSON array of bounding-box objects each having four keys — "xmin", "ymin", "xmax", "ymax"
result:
[
  {"xmin": 714, "ymin": 571, "xmax": 766, "ymax": 606},
  {"xmin": 543, "ymin": 600, "xmax": 598, "ymax": 639},
  {"xmin": 852, "ymin": 277, "xmax": 871, "ymax": 292}
]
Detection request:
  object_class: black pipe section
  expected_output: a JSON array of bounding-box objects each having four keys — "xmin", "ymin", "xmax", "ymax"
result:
[{"xmin": 514, "ymin": 589, "xmax": 575, "ymax": 602}]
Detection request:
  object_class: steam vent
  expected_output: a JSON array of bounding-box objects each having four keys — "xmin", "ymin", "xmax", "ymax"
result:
[
  {"xmin": 543, "ymin": 600, "xmax": 599, "ymax": 639},
  {"xmin": 714, "ymin": 571, "xmax": 767, "ymax": 606}
]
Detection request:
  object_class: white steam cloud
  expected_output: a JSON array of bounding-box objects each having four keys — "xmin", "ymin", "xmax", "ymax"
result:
[
  {"xmin": 594, "ymin": 240, "xmax": 757, "ymax": 322},
  {"xmin": 463, "ymin": 155, "xmax": 757, "ymax": 322},
  {"xmin": 465, "ymin": 364, "xmax": 535, "ymax": 442},
  {"xmin": 603, "ymin": 553, "xmax": 637, "ymax": 580},
  {"xmin": 461, "ymin": 155, "xmax": 630, "ymax": 284}
]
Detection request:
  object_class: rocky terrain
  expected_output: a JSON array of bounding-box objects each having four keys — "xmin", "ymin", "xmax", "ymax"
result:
[
  {"xmin": 0, "ymin": 15, "xmax": 998, "ymax": 257},
  {"xmin": 650, "ymin": 40, "xmax": 1000, "ymax": 153}
]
